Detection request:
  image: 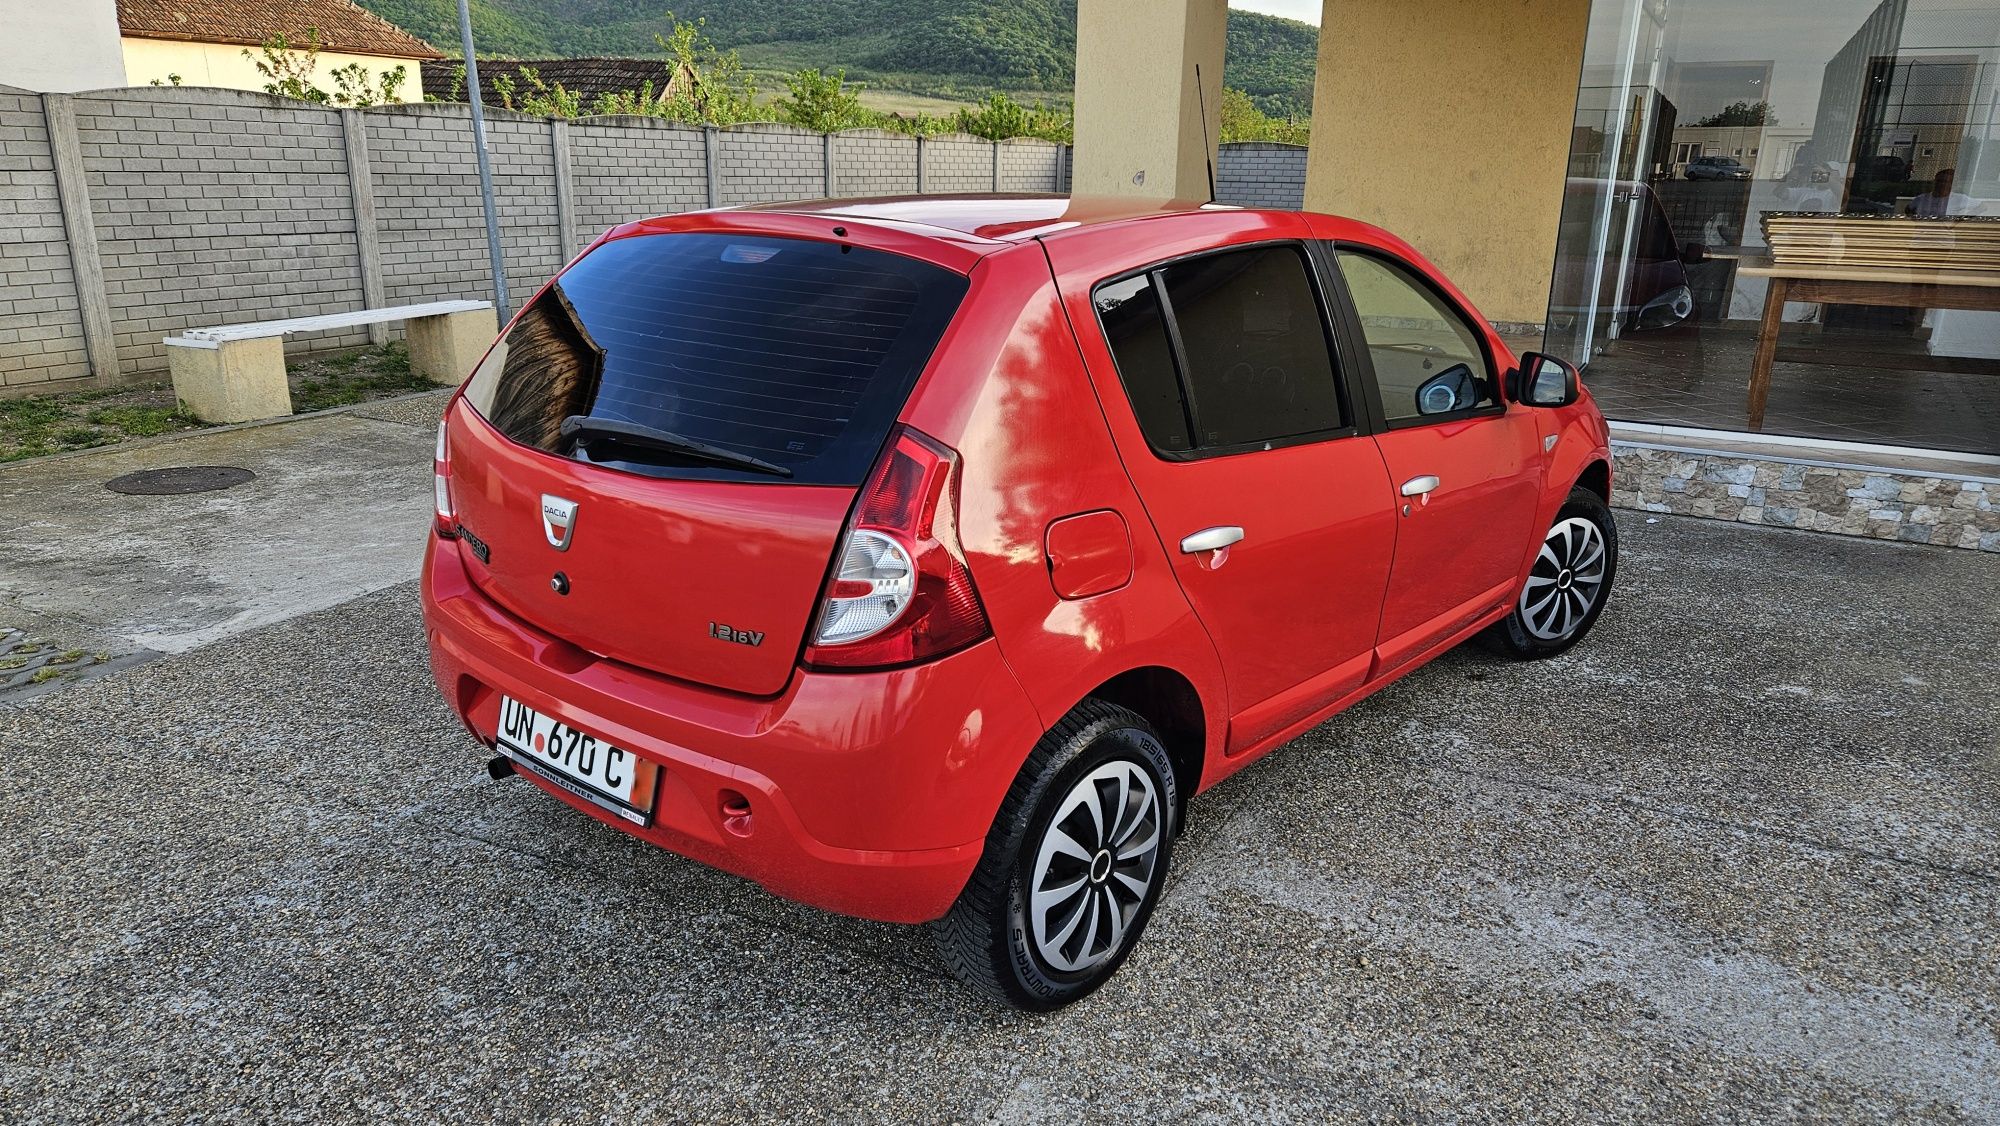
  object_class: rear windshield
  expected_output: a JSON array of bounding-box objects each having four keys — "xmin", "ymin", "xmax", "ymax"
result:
[{"xmin": 463, "ymin": 232, "xmax": 968, "ymax": 485}]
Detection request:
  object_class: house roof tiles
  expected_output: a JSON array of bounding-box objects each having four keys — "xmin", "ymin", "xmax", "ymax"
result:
[
  {"xmin": 116, "ymin": 0, "xmax": 444, "ymax": 59},
  {"xmin": 419, "ymin": 57, "xmax": 679, "ymax": 106}
]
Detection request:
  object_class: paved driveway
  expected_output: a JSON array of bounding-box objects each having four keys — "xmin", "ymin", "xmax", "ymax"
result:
[{"xmin": 3, "ymin": 515, "xmax": 1996, "ymax": 1123}]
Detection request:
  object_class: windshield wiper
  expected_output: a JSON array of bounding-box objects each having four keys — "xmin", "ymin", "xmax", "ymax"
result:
[{"xmin": 559, "ymin": 416, "xmax": 793, "ymax": 479}]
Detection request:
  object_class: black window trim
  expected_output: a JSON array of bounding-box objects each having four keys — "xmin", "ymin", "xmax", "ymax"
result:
[
  {"xmin": 1089, "ymin": 239, "xmax": 1363, "ymax": 463},
  {"xmin": 1324, "ymin": 241, "xmax": 1510, "ymax": 432}
]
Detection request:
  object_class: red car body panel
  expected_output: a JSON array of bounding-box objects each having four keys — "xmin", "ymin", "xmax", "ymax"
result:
[{"xmin": 419, "ymin": 195, "xmax": 1612, "ymax": 924}]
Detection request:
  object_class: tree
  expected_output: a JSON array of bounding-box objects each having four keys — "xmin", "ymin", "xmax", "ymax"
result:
[
  {"xmin": 647, "ymin": 13, "xmax": 757, "ymax": 126},
  {"xmin": 949, "ymin": 93, "xmax": 1071, "ymax": 143},
  {"xmin": 1218, "ymin": 86, "xmax": 1309, "ymax": 145},
  {"xmin": 1694, "ymin": 101, "xmax": 1776, "ymax": 127},
  {"xmin": 243, "ymin": 30, "xmax": 406, "ymax": 108},
  {"xmin": 774, "ymin": 69, "xmax": 870, "ymax": 133}
]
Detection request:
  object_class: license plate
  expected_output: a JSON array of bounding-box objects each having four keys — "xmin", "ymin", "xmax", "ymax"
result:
[{"xmin": 495, "ymin": 696, "xmax": 657, "ymax": 825}]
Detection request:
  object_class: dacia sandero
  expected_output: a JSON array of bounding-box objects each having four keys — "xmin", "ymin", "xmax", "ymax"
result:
[{"xmin": 422, "ymin": 195, "xmax": 1617, "ymax": 1010}]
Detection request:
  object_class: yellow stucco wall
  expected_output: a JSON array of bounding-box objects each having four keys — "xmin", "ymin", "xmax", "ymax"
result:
[
  {"xmin": 1305, "ymin": 0, "xmax": 1592, "ymax": 325},
  {"xmin": 1072, "ymin": 0, "xmax": 1226, "ymax": 200},
  {"xmin": 121, "ymin": 38, "xmax": 424, "ymax": 103}
]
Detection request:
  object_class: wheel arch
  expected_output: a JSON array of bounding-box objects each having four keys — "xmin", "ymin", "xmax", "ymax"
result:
[
  {"xmin": 1080, "ymin": 665, "xmax": 1206, "ymax": 815},
  {"xmin": 1575, "ymin": 458, "xmax": 1611, "ymax": 502}
]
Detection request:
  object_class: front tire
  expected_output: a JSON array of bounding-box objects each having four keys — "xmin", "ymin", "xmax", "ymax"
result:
[
  {"xmin": 931, "ymin": 699, "xmax": 1178, "ymax": 1011},
  {"xmin": 1485, "ymin": 487, "xmax": 1618, "ymax": 659}
]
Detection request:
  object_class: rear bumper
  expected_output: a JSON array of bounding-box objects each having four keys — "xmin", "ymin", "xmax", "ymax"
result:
[{"xmin": 420, "ymin": 534, "xmax": 1043, "ymax": 924}]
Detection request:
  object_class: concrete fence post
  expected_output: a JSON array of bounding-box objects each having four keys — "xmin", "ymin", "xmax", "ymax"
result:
[
  {"xmin": 991, "ymin": 140, "xmax": 1001, "ymax": 191},
  {"xmin": 39, "ymin": 93, "xmax": 119, "ymax": 386},
  {"xmin": 915, "ymin": 134, "xmax": 927, "ymax": 194},
  {"xmin": 340, "ymin": 109, "xmax": 387, "ymax": 345},
  {"xmin": 823, "ymin": 132, "xmax": 835, "ymax": 198},
  {"xmin": 703, "ymin": 126, "xmax": 720, "ymax": 208},
  {"xmin": 550, "ymin": 118, "xmax": 578, "ymax": 263}
]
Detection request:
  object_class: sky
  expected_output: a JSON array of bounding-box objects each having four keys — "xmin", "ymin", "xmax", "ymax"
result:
[{"xmin": 1230, "ymin": 0, "xmax": 1322, "ymax": 25}]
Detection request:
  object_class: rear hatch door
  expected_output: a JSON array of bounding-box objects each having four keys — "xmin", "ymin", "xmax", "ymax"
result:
[{"xmin": 447, "ymin": 230, "xmax": 969, "ymax": 696}]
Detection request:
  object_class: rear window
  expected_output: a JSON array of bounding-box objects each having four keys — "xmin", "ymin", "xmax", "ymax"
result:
[{"xmin": 464, "ymin": 232, "xmax": 968, "ymax": 485}]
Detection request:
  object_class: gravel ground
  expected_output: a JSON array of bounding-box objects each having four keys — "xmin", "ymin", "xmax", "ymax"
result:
[{"xmin": 1, "ymin": 514, "xmax": 1995, "ymax": 1123}]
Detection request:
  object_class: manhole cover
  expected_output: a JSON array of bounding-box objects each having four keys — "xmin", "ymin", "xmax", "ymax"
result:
[{"xmin": 104, "ymin": 466, "xmax": 255, "ymax": 495}]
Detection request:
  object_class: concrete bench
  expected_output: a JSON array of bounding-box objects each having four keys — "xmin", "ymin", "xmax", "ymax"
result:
[{"xmin": 164, "ymin": 300, "xmax": 498, "ymax": 423}]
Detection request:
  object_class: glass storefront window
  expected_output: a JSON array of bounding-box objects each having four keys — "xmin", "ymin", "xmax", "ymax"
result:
[{"xmin": 1550, "ymin": 0, "xmax": 2000, "ymax": 455}]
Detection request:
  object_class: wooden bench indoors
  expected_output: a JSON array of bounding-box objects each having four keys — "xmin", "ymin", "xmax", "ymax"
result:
[
  {"xmin": 1741, "ymin": 213, "xmax": 2000, "ymax": 431},
  {"xmin": 164, "ymin": 300, "xmax": 497, "ymax": 423}
]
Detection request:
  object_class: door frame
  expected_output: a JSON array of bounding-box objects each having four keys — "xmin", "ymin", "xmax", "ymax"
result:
[
  {"xmin": 1310, "ymin": 239, "xmax": 1520, "ymax": 433},
  {"xmin": 1083, "ymin": 237, "xmax": 1377, "ymax": 460}
]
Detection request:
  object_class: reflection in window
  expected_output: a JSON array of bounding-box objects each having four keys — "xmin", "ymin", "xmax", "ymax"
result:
[
  {"xmin": 1159, "ymin": 246, "xmax": 1345, "ymax": 448},
  {"xmin": 1336, "ymin": 251, "xmax": 1496, "ymax": 424}
]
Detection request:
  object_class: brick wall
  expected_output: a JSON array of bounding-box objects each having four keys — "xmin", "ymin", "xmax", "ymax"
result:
[
  {"xmin": 998, "ymin": 139, "xmax": 1063, "ymax": 193},
  {"xmin": 569, "ymin": 117, "xmax": 706, "ymax": 248},
  {"xmin": 925, "ymin": 134, "xmax": 995, "ymax": 193},
  {"xmin": 831, "ymin": 129, "xmax": 916, "ymax": 197},
  {"xmin": 76, "ymin": 88, "xmax": 368, "ymax": 375},
  {"xmin": 0, "ymin": 89, "xmax": 88, "ymax": 391},
  {"xmin": 1216, "ymin": 142, "xmax": 1307, "ymax": 209},
  {"xmin": 716, "ymin": 123, "xmax": 824, "ymax": 206},
  {"xmin": 0, "ymin": 84, "xmax": 1090, "ymax": 394},
  {"xmin": 368, "ymin": 104, "xmax": 564, "ymax": 314}
]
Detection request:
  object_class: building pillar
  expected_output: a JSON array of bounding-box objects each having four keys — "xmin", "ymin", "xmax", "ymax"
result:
[
  {"xmin": 1306, "ymin": 0, "xmax": 1592, "ymax": 327},
  {"xmin": 1071, "ymin": 0, "xmax": 1225, "ymax": 200}
]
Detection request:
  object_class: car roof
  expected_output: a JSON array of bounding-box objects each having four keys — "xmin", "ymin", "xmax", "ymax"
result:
[{"xmin": 727, "ymin": 193, "xmax": 1242, "ymax": 245}]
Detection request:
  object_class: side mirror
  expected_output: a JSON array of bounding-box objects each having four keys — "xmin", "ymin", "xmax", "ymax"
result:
[
  {"xmin": 1514, "ymin": 352, "xmax": 1580, "ymax": 407},
  {"xmin": 1414, "ymin": 362, "xmax": 1480, "ymax": 415}
]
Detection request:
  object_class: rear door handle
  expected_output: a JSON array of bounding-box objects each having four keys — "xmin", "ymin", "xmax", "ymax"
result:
[
  {"xmin": 1179, "ymin": 526, "xmax": 1244, "ymax": 554},
  {"xmin": 1400, "ymin": 475, "xmax": 1440, "ymax": 497}
]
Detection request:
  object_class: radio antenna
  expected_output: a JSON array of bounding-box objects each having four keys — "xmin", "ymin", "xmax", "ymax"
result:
[{"xmin": 1195, "ymin": 62, "xmax": 1216, "ymax": 203}]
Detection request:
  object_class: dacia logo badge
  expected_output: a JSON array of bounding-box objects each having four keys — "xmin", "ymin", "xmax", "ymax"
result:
[{"xmin": 540, "ymin": 495, "xmax": 579, "ymax": 551}]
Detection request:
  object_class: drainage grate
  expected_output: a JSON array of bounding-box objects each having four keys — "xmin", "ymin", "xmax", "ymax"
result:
[{"xmin": 104, "ymin": 466, "xmax": 255, "ymax": 495}]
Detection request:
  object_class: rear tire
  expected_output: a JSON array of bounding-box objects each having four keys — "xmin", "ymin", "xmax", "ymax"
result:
[
  {"xmin": 931, "ymin": 699, "xmax": 1178, "ymax": 1011},
  {"xmin": 1485, "ymin": 487, "xmax": 1618, "ymax": 659}
]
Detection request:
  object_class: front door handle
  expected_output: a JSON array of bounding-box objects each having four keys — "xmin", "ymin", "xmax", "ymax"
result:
[
  {"xmin": 1179, "ymin": 526, "xmax": 1244, "ymax": 554},
  {"xmin": 1400, "ymin": 475, "xmax": 1441, "ymax": 497}
]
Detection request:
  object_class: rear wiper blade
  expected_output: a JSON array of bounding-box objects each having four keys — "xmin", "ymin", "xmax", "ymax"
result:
[{"xmin": 559, "ymin": 416, "xmax": 793, "ymax": 479}]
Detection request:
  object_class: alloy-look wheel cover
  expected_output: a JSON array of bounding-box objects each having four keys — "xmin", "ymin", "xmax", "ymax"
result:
[
  {"xmin": 1521, "ymin": 516, "xmax": 1608, "ymax": 641},
  {"xmin": 1028, "ymin": 760, "xmax": 1163, "ymax": 975}
]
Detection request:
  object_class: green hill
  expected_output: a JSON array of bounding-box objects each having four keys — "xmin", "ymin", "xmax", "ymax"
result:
[{"xmin": 355, "ymin": 1, "xmax": 1318, "ymax": 115}]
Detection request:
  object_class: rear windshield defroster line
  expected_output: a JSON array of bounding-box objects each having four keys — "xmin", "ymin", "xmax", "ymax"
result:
[{"xmin": 464, "ymin": 232, "xmax": 970, "ymax": 486}]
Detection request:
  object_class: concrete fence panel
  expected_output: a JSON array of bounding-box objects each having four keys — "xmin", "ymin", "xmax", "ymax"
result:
[
  {"xmin": 1216, "ymin": 142, "xmax": 1308, "ymax": 209},
  {"xmin": 997, "ymin": 138, "xmax": 1065, "ymax": 194},
  {"xmin": 716, "ymin": 123, "xmax": 823, "ymax": 206},
  {"xmin": 568, "ymin": 116, "xmax": 707, "ymax": 249},
  {"xmin": 924, "ymin": 133, "xmax": 996, "ymax": 194},
  {"xmin": 0, "ymin": 86, "xmax": 91, "ymax": 391},
  {"xmin": 75, "ymin": 87, "xmax": 367, "ymax": 376},
  {"xmin": 0, "ymin": 88, "xmax": 1091, "ymax": 395},
  {"xmin": 830, "ymin": 128, "xmax": 918, "ymax": 198},
  {"xmin": 366, "ymin": 103, "xmax": 563, "ymax": 316}
]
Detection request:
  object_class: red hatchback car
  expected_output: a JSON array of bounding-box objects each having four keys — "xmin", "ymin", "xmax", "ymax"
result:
[{"xmin": 422, "ymin": 195, "xmax": 1616, "ymax": 1009}]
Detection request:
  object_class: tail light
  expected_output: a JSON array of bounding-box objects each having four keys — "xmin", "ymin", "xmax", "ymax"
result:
[
  {"xmin": 433, "ymin": 418, "xmax": 457, "ymax": 539},
  {"xmin": 805, "ymin": 425, "xmax": 989, "ymax": 670}
]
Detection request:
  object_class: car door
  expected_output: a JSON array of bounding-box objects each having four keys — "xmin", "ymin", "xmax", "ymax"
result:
[
  {"xmin": 1325, "ymin": 241, "xmax": 1546, "ymax": 675},
  {"xmin": 1046, "ymin": 215, "xmax": 1398, "ymax": 750}
]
